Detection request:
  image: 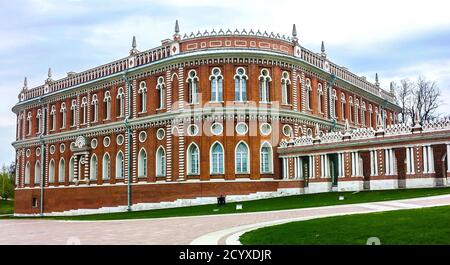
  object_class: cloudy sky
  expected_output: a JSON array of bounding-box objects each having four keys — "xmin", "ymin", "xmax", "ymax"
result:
[{"xmin": 1, "ymin": 0, "xmax": 450, "ymax": 167}]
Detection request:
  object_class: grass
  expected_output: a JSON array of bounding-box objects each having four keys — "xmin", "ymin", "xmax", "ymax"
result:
[
  {"xmin": 36, "ymin": 187, "xmax": 450, "ymax": 221},
  {"xmin": 0, "ymin": 200, "xmax": 14, "ymax": 215},
  {"xmin": 240, "ymin": 205, "xmax": 450, "ymax": 245}
]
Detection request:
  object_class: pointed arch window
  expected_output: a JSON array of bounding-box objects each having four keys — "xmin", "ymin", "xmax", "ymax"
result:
[
  {"xmin": 374, "ymin": 107, "xmax": 379, "ymax": 128},
  {"xmin": 25, "ymin": 162, "xmax": 31, "ymax": 184},
  {"xmin": 34, "ymin": 160, "xmax": 41, "ymax": 185},
  {"xmin": 138, "ymin": 81, "xmax": 148, "ymax": 112},
  {"xmin": 305, "ymin": 78, "xmax": 312, "ymax": 110},
  {"xmin": 36, "ymin": 109, "xmax": 42, "ymax": 134},
  {"xmin": 27, "ymin": 112, "xmax": 32, "ymax": 135},
  {"xmin": 81, "ymin": 97, "xmax": 88, "ymax": 124},
  {"xmin": 281, "ymin": 71, "xmax": 291, "ymax": 105},
  {"xmin": 91, "ymin": 94, "xmax": 98, "ymax": 122},
  {"xmin": 368, "ymin": 104, "xmax": 373, "ymax": 128},
  {"xmin": 156, "ymin": 146, "xmax": 166, "ymax": 177},
  {"xmin": 156, "ymin": 77, "xmax": 166, "ymax": 109},
  {"xmin": 349, "ymin": 96, "xmax": 354, "ymax": 123},
  {"xmin": 138, "ymin": 148, "xmax": 147, "ymax": 178},
  {"xmin": 103, "ymin": 91, "xmax": 111, "ymax": 120},
  {"xmin": 115, "ymin": 151, "xmax": 124, "ymax": 179},
  {"xmin": 260, "ymin": 142, "xmax": 273, "ymax": 173},
  {"xmin": 69, "ymin": 156, "xmax": 75, "ymax": 182},
  {"xmin": 332, "ymin": 89, "xmax": 337, "ymax": 118},
  {"xmin": 70, "ymin": 99, "xmax": 77, "ymax": 127},
  {"xmin": 102, "ymin": 153, "xmax": 110, "ymax": 180},
  {"xmin": 341, "ymin": 93, "xmax": 346, "ymax": 121},
  {"xmin": 234, "ymin": 67, "xmax": 248, "ymax": 102},
  {"xmin": 116, "ymin": 87, "xmax": 125, "ymax": 118},
  {"xmin": 210, "ymin": 142, "xmax": 224, "ymax": 174},
  {"xmin": 60, "ymin": 103, "xmax": 66, "ymax": 129},
  {"xmin": 49, "ymin": 159, "xmax": 55, "ymax": 184},
  {"xmin": 259, "ymin": 69, "xmax": 271, "ymax": 103},
  {"xmin": 235, "ymin": 142, "xmax": 250, "ymax": 174},
  {"xmin": 317, "ymin": 83, "xmax": 323, "ymax": 113},
  {"xmin": 210, "ymin": 68, "xmax": 223, "ymax": 102},
  {"xmin": 58, "ymin": 158, "xmax": 65, "ymax": 183},
  {"xmin": 187, "ymin": 70, "xmax": 199, "ymax": 104},
  {"xmin": 361, "ymin": 102, "xmax": 366, "ymax": 127},
  {"xmin": 90, "ymin": 155, "xmax": 98, "ymax": 180},
  {"xmin": 355, "ymin": 99, "xmax": 360, "ymax": 124},
  {"xmin": 50, "ymin": 105, "xmax": 56, "ymax": 131},
  {"xmin": 187, "ymin": 143, "xmax": 200, "ymax": 175}
]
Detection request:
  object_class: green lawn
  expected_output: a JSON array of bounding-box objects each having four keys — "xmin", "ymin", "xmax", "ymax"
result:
[
  {"xmin": 0, "ymin": 200, "xmax": 14, "ymax": 215},
  {"xmin": 37, "ymin": 187, "xmax": 450, "ymax": 221},
  {"xmin": 240, "ymin": 205, "xmax": 450, "ymax": 245}
]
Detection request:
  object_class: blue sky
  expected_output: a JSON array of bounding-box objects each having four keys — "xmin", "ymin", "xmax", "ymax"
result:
[{"xmin": 1, "ymin": 0, "xmax": 450, "ymax": 167}]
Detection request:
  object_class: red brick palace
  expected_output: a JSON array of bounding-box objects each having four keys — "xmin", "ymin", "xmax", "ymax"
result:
[{"xmin": 12, "ymin": 21, "xmax": 449, "ymax": 216}]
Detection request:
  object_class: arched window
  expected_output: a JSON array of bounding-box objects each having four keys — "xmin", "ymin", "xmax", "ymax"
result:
[
  {"xmin": 368, "ymin": 104, "xmax": 373, "ymax": 128},
  {"xmin": 90, "ymin": 155, "xmax": 98, "ymax": 180},
  {"xmin": 374, "ymin": 107, "xmax": 379, "ymax": 127},
  {"xmin": 138, "ymin": 81, "xmax": 148, "ymax": 112},
  {"xmin": 318, "ymin": 83, "xmax": 323, "ymax": 113},
  {"xmin": 36, "ymin": 109, "xmax": 42, "ymax": 134},
  {"xmin": 91, "ymin": 94, "xmax": 98, "ymax": 123},
  {"xmin": 156, "ymin": 146, "xmax": 166, "ymax": 177},
  {"xmin": 355, "ymin": 99, "xmax": 360, "ymax": 124},
  {"xmin": 341, "ymin": 93, "xmax": 346, "ymax": 121},
  {"xmin": 115, "ymin": 151, "xmax": 124, "ymax": 179},
  {"xmin": 305, "ymin": 78, "xmax": 312, "ymax": 110},
  {"xmin": 25, "ymin": 162, "xmax": 31, "ymax": 184},
  {"xmin": 58, "ymin": 158, "xmax": 65, "ymax": 183},
  {"xmin": 60, "ymin": 103, "xmax": 66, "ymax": 129},
  {"xmin": 70, "ymin": 99, "xmax": 77, "ymax": 127},
  {"xmin": 187, "ymin": 70, "xmax": 199, "ymax": 104},
  {"xmin": 210, "ymin": 142, "xmax": 224, "ymax": 174},
  {"xmin": 156, "ymin": 77, "xmax": 165, "ymax": 109},
  {"xmin": 259, "ymin": 69, "xmax": 271, "ymax": 103},
  {"xmin": 349, "ymin": 96, "xmax": 354, "ymax": 123},
  {"xmin": 26, "ymin": 112, "xmax": 32, "ymax": 135},
  {"xmin": 116, "ymin": 87, "xmax": 125, "ymax": 117},
  {"xmin": 138, "ymin": 148, "xmax": 147, "ymax": 178},
  {"xmin": 102, "ymin": 153, "xmax": 110, "ymax": 180},
  {"xmin": 81, "ymin": 97, "xmax": 88, "ymax": 124},
  {"xmin": 361, "ymin": 102, "xmax": 366, "ymax": 126},
  {"xmin": 187, "ymin": 143, "xmax": 200, "ymax": 175},
  {"xmin": 234, "ymin": 67, "xmax": 248, "ymax": 102},
  {"xmin": 34, "ymin": 160, "xmax": 41, "ymax": 185},
  {"xmin": 49, "ymin": 159, "xmax": 55, "ymax": 184},
  {"xmin": 235, "ymin": 142, "xmax": 250, "ymax": 174},
  {"xmin": 50, "ymin": 105, "xmax": 56, "ymax": 131},
  {"xmin": 332, "ymin": 89, "xmax": 337, "ymax": 118},
  {"xmin": 69, "ymin": 156, "xmax": 75, "ymax": 182},
  {"xmin": 103, "ymin": 91, "xmax": 111, "ymax": 120},
  {"xmin": 260, "ymin": 142, "xmax": 273, "ymax": 173},
  {"xmin": 281, "ymin": 71, "xmax": 291, "ymax": 105},
  {"xmin": 210, "ymin": 68, "xmax": 223, "ymax": 102}
]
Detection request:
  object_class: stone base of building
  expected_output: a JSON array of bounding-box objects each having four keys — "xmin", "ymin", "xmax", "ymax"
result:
[
  {"xmin": 337, "ymin": 180, "xmax": 364, "ymax": 192},
  {"xmin": 369, "ymin": 179, "xmax": 399, "ymax": 190},
  {"xmin": 405, "ymin": 177, "xmax": 437, "ymax": 189},
  {"xmin": 306, "ymin": 181, "xmax": 332, "ymax": 194},
  {"xmin": 14, "ymin": 180, "xmax": 303, "ymax": 216}
]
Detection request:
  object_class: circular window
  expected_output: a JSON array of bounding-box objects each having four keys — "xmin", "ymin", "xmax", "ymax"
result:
[
  {"xmin": 103, "ymin": 136, "xmax": 111, "ymax": 147},
  {"xmin": 283, "ymin": 125, "xmax": 293, "ymax": 137},
  {"xmin": 157, "ymin": 128, "xmax": 165, "ymax": 140},
  {"xmin": 187, "ymin": 124, "xmax": 199, "ymax": 136},
  {"xmin": 116, "ymin": 134, "xmax": 124, "ymax": 145},
  {"xmin": 237, "ymin": 67, "xmax": 245, "ymax": 75},
  {"xmin": 26, "ymin": 149, "xmax": 31, "ymax": 158},
  {"xmin": 59, "ymin": 143, "xmax": 65, "ymax": 153},
  {"xmin": 213, "ymin": 68, "xmax": 221, "ymax": 75},
  {"xmin": 260, "ymin": 123, "xmax": 272, "ymax": 136},
  {"xmin": 36, "ymin": 147, "xmax": 41, "ymax": 157},
  {"xmin": 49, "ymin": 145, "xmax": 56, "ymax": 155},
  {"xmin": 91, "ymin": 138, "xmax": 98, "ymax": 149},
  {"xmin": 236, "ymin": 122, "xmax": 248, "ymax": 135},
  {"xmin": 139, "ymin": 131, "xmax": 147, "ymax": 143},
  {"xmin": 189, "ymin": 70, "xmax": 196, "ymax": 78},
  {"xmin": 211, "ymin": 122, "xmax": 223, "ymax": 136},
  {"xmin": 70, "ymin": 142, "xmax": 76, "ymax": 150}
]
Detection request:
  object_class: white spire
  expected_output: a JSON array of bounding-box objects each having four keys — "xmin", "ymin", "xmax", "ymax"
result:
[
  {"xmin": 375, "ymin": 73, "xmax": 380, "ymax": 87},
  {"xmin": 130, "ymin": 36, "xmax": 139, "ymax": 55}
]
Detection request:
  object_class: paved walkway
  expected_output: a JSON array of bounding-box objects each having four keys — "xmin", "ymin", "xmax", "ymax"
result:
[{"xmin": 1, "ymin": 194, "xmax": 450, "ymax": 245}]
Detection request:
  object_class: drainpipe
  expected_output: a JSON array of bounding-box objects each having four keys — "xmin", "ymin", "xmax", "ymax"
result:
[
  {"xmin": 328, "ymin": 73, "xmax": 337, "ymax": 132},
  {"xmin": 123, "ymin": 71, "xmax": 132, "ymax": 212}
]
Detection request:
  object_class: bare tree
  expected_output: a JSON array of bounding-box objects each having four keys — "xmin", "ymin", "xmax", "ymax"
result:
[{"xmin": 393, "ymin": 76, "xmax": 441, "ymax": 123}]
